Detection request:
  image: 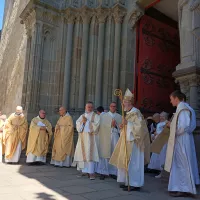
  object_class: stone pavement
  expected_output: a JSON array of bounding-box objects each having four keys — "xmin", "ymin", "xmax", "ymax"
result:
[{"xmin": 0, "ymin": 163, "xmax": 198, "ymax": 200}]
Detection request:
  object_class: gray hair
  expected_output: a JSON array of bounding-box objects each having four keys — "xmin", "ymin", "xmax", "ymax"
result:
[{"xmin": 160, "ymin": 111, "xmax": 168, "ymax": 120}]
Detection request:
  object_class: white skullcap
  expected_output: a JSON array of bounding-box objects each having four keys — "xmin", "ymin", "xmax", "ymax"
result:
[{"xmin": 16, "ymin": 106, "xmax": 23, "ymax": 111}]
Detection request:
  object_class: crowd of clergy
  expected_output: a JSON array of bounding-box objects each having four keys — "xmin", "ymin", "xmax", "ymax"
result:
[{"xmin": 0, "ymin": 89, "xmax": 199, "ymax": 198}]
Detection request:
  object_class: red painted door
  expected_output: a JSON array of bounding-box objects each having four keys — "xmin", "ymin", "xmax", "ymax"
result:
[{"xmin": 135, "ymin": 15, "xmax": 180, "ymax": 115}]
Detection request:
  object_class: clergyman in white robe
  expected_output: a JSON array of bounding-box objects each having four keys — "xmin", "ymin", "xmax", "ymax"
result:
[
  {"xmin": 73, "ymin": 108, "xmax": 100, "ymax": 180},
  {"xmin": 165, "ymin": 101, "xmax": 199, "ymax": 196},
  {"xmin": 184, "ymin": 102, "xmax": 200, "ymax": 185},
  {"xmin": 96, "ymin": 110, "xmax": 122, "ymax": 179}
]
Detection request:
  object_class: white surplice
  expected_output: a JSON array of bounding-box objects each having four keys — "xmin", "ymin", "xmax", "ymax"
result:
[
  {"xmin": 168, "ymin": 102, "xmax": 199, "ymax": 194},
  {"xmin": 5, "ymin": 142, "xmax": 22, "ymax": 163},
  {"xmin": 148, "ymin": 121, "xmax": 167, "ymax": 170},
  {"xmin": 26, "ymin": 152, "xmax": 46, "ymax": 163},
  {"xmin": 117, "ymin": 107, "xmax": 144, "ymax": 187},
  {"xmin": 73, "ymin": 112, "xmax": 100, "ymax": 174},
  {"xmin": 96, "ymin": 112, "xmax": 120, "ymax": 176},
  {"xmin": 50, "ymin": 156, "xmax": 72, "ymax": 167}
]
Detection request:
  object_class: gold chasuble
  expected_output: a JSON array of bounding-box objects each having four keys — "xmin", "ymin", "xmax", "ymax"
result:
[
  {"xmin": 98, "ymin": 113, "xmax": 122, "ymax": 159},
  {"xmin": 109, "ymin": 109, "xmax": 150, "ymax": 170},
  {"xmin": 165, "ymin": 103, "xmax": 190, "ymax": 172},
  {"xmin": 0, "ymin": 115, "xmax": 6, "ymax": 143},
  {"xmin": 52, "ymin": 115, "xmax": 74, "ymax": 161},
  {"xmin": 3, "ymin": 113, "xmax": 28, "ymax": 159},
  {"xmin": 26, "ymin": 117, "xmax": 52, "ymax": 157}
]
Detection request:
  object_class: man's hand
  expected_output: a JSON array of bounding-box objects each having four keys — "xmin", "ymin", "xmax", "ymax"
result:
[
  {"xmin": 167, "ymin": 121, "xmax": 171, "ymax": 128},
  {"xmin": 111, "ymin": 119, "xmax": 116, "ymax": 128},
  {"xmin": 40, "ymin": 127, "xmax": 46, "ymax": 131},
  {"xmin": 82, "ymin": 116, "xmax": 87, "ymax": 124},
  {"xmin": 122, "ymin": 119, "xmax": 127, "ymax": 125},
  {"xmin": 56, "ymin": 125, "xmax": 60, "ymax": 131}
]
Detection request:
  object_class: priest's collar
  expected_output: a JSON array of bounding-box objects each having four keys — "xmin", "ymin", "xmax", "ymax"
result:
[
  {"xmin": 38, "ymin": 116, "xmax": 45, "ymax": 120},
  {"xmin": 126, "ymin": 106, "xmax": 133, "ymax": 113},
  {"xmin": 126, "ymin": 106, "xmax": 136, "ymax": 114},
  {"xmin": 109, "ymin": 111, "xmax": 116, "ymax": 114},
  {"xmin": 177, "ymin": 102, "xmax": 185, "ymax": 111},
  {"xmin": 85, "ymin": 111, "xmax": 93, "ymax": 114},
  {"xmin": 15, "ymin": 112, "xmax": 22, "ymax": 116}
]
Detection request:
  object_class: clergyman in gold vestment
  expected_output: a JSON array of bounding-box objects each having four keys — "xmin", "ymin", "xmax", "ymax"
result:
[
  {"xmin": 51, "ymin": 107, "xmax": 74, "ymax": 167},
  {"xmin": 3, "ymin": 106, "xmax": 28, "ymax": 163},
  {"xmin": 26, "ymin": 110, "xmax": 52, "ymax": 164},
  {"xmin": 109, "ymin": 89, "xmax": 150, "ymax": 191}
]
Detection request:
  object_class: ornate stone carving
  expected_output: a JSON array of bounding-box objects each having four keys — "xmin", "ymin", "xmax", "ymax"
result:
[
  {"xmin": 80, "ymin": 6, "xmax": 93, "ymax": 23},
  {"xmin": 65, "ymin": 8, "xmax": 76, "ymax": 23},
  {"xmin": 188, "ymin": 74, "xmax": 200, "ymax": 87},
  {"xmin": 72, "ymin": 0, "xmax": 81, "ymax": 8},
  {"xmin": 112, "ymin": 4, "xmax": 127, "ymax": 24},
  {"xmin": 20, "ymin": 7, "xmax": 36, "ymax": 36},
  {"xmin": 85, "ymin": 0, "xmax": 98, "ymax": 8},
  {"xmin": 114, "ymin": 0, "xmax": 126, "ymax": 6},
  {"xmin": 96, "ymin": 7, "xmax": 109, "ymax": 23},
  {"xmin": 101, "ymin": 0, "xmax": 112, "ymax": 7},
  {"xmin": 129, "ymin": 9, "xmax": 143, "ymax": 29},
  {"xmin": 176, "ymin": 77, "xmax": 190, "ymax": 95}
]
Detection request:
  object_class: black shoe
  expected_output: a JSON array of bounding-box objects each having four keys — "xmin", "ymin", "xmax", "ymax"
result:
[
  {"xmin": 100, "ymin": 175, "xmax": 105, "ymax": 180},
  {"xmin": 120, "ymin": 184, "xmax": 127, "ymax": 189},
  {"xmin": 110, "ymin": 175, "xmax": 117, "ymax": 180},
  {"xmin": 123, "ymin": 187, "xmax": 141, "ymax": 191}
]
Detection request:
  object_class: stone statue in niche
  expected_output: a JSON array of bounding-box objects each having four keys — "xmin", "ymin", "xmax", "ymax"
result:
[{"xmin": 178, "ymin": 0, "xmax": 200, "ymax": 69}]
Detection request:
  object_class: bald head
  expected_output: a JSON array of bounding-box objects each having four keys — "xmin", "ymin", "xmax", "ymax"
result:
[
  {"xmin": 16, "ymin": 106, "xmax": 23, "ymax": 115},
  {"xmin": 59, "ymin": 107, "xmax": 67, "ymax": 116},
  {"xmin": 39, "ymin": 110, "xmax": 46, "ymax": 119}
]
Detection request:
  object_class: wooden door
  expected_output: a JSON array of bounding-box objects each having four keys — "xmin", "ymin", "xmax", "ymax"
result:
[{"xmin": 135, "ymin": 15, "xmax": 180, "ymax": 115}]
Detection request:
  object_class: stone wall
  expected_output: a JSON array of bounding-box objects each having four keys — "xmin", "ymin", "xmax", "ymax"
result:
[
  {"xmin": 0, "ymin": 0, "xmax": 29, "ymax": 116},
  {"xmin": 17, "ymin": 0, "xmax": 143, "ymax": 125}
]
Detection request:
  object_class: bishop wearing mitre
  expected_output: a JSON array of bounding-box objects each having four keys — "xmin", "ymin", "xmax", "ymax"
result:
[
  {"xmin": 3, "ymin": 106, "xmax": 28, "ymax": 163},
  {"xmin": 51, "ymin": 107, "xmax": 74, "ymax": 167},
  {"xmin": 110, "ymin": 89, "xmax": 150, "ymax": 191},
  {"xmin": 96, "ymin": 102, "xmax": 122, "ymax": 180},
  {"xmin": 26, "ymin": 110, "xmax": 52, "ymax": 164},
  {"xmin": 73, "ymin": 102, "xmax": 100, "ymax": 180}
]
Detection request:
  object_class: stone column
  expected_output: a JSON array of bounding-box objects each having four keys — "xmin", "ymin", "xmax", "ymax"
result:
[
  {"xmin": 62, "ymin": 10, "xmax": 75, "ymax": 108},
  {"xmin": 95, "ymin": 8, "xmax": 108, "ymax": 107},
  {"xmin": 29, "ymin": 22, "xmax": 43, "ymax": 111},
  {"xmin": 102, "ymin": 16, "xmax": 114, "ymax": 109},
  {"xmin": 189, "ymin": 75, "xmax": 200, "ymax": 113},
  {"xmin": 78, "ymin": 8, "xmax": 93, "ymax": 109},
  {"xmin": 112, "ymin": 5, "xmax": 126, "ymax": 102},
  {"xmin": 21, "ymin": 33, "xmax": 32, "ymax": 109}
]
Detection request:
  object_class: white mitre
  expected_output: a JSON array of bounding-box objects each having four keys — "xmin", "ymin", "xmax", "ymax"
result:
[{"xmin": 124, "ymin": 88, "xmax": 134, "ymax": 101}]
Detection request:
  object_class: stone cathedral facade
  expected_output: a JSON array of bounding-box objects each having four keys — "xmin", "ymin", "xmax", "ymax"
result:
[
  {"xmin": 0, "ymin": 0, "xmax": 199, "ymax": 129},
  {"xmin": 0, "ymin": 0, "xmax": 141, "ymax": 123}
]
